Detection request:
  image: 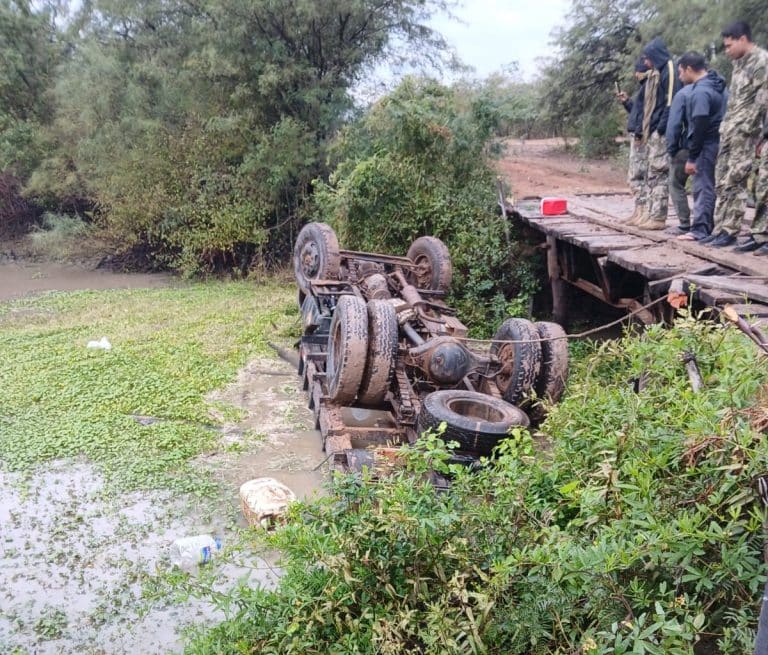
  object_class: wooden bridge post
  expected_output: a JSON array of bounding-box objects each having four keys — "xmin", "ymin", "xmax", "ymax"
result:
[{"xmin": 546, "ymin": 235, "xmax": 568, "ymax": 327}]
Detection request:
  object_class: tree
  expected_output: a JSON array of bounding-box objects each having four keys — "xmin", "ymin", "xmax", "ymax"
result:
[
  {"xmin": 0, "ymin": 0, "xmax": 62, "ymax": 178},
  {"xmin": 22, "ymin": 0, "xmax": 456, "ymax": 271}
]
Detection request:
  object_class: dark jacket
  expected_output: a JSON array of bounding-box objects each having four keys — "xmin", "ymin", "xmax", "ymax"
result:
[
  {"xmin": 624, "ymin": 80, "xmax": 646, "ymax": 135},
  {"xmin": 665, "ymin": 84, "xmax": 692, "ymax": 156},
  {"xmin": 642, "ymin": 38, "xmax": 682, "ymax": 136},
  {"xmin": 685, "ymin": 69, "xmax": 728, "ymax": 163}
]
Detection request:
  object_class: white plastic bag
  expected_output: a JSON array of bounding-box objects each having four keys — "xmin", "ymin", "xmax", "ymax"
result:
[{"xmin": 86, "ymin": 336, "xmax": 112, "ymax": 350}]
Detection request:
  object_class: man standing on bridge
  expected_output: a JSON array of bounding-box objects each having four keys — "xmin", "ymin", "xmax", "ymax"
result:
[
  {"xmin": 704, "ymin": 21, "xmax": 768, "ymax": 248},
  {"xmin": 635, "ymin": 37, "xmax": 682, "ymax": 230},
  {"xmin": 733, "ymin": 118, "xmax": 768, "ymax": 255},
  {"xmin": 674, "ymin": 52, "xmax": 728, "ymax": 242},
  {"xmin": 664, "ymin": 64, "xmax": 693, "ymax": 235},
  {"xmin": 617, "ymin": 58, "xmax": 651, "ymax": 225}
]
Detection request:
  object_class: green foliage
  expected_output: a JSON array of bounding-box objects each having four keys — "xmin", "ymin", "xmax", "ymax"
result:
[
  {"xmin": 26, "ymin": 212, "xmax": 97, "ymax": 260},
  {"xmin": 0, "ymin": 282, "xmax": 296, "ymax": 490},
  {"xmin": 0, "ymin": 0, "xmax": 61, "ymax": 178},
  {"xmin": 463, "ymin": 67, "xmax": 553, "ymax": 139},
  {"xmin": 577, "ymin": 111, "xmax": 623, "ymax": 158},
  {"xmin": 188, "ymin": 316, "xmax": 768, "ymax": 654},
  {"xmin": 19, "ymin": 0, "xmax": 455, "ymax": 271},
  {"xmin": 314, "ymin": 77, "xmax": 541, "ymax": 336}
]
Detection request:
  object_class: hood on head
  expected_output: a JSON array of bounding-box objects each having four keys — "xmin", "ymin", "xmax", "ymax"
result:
[
  {"xmin": 642, "ymin": 37, "xmax": 671, "ymax": 69},
  {"xmin": 702, "ymin": 69, "xmax": 727, "ymax": 93}
]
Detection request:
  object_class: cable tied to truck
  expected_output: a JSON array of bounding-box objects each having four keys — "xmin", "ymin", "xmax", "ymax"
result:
[{"xmin": 456, "ymin": 295, "xmax": 670, "ymax": 345}]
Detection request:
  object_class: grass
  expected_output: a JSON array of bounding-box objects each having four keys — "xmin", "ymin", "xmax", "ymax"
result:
[{"xmin": 0, "ymin": 281, "xmax": 298, "ymax": 492}]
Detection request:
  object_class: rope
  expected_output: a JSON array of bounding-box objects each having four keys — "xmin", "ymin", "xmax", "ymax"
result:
[{"xmin": 455, "ymin": 295, "xmax": 670, "ymax": 345}]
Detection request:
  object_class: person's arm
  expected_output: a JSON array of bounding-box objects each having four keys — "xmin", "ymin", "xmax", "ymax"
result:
[
  {"xmin": 687, "ymin": 92, "xmax": 712, "ymax": 163},
  {"xmin": 665, "ymin": 92, "xmax": 685, "ymax": 156}
]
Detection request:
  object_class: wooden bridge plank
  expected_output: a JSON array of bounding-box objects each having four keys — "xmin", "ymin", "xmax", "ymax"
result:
[{"xmin": 606, "ymin": 246, "xmax": 712, "ymax": 280}]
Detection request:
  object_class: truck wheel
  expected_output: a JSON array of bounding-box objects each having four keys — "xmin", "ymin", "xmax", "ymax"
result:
[
  {"xmin": 417, "ymin": 390, "xmax": 529, "ymax": 456},
  {"xmin": 491, "ymin": 318, "xmax": 542, "ymax": 405},
  {"xmin": 534, "ymin": 321, "xmax": 569, "ymax": 403},
  {"xmin": 358, "ymin": 300, "xmax": 399, "ymax": 405},
  {"xmin": 325, "ymin": 295, "xmax": 368, "ymax": 403},
  {"xmin": 294, "ymin": 222, "xmax": 341, "ymax": 290},
  {"xmin": 406, "ymin": 236, "xmax": 452, "ymax": 292}
]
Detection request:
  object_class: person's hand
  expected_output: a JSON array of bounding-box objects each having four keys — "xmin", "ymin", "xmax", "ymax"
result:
[
  {"xmin": 616, "ymin": 91, "xmax": 629, "ymax": 103},
  {"xmin": 685, "ymin": 161, "xmax": 697, "ymax": 175}
]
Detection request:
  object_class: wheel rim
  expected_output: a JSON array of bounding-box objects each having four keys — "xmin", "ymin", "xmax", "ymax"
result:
[
  {"xmin": 299, "ymin": 241, "xmax": 321, "ymax": 279},
  {"xmin": 411, "ymin": 253, "xmax": 433, "ymax": 288}
]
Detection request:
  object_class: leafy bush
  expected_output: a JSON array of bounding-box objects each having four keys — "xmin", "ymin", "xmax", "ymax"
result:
[
  {"xmin": 187, "ymin": 315, "xmax": 768, "ymax": 654},
  {"xmin": 314, "ymin": 77, "xmax": 541, "ymax": 336}
]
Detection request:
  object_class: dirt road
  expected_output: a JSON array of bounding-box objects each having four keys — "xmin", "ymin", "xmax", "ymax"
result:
[{"xmin": 498, "ymin": 138, "xmax": 629, "ymax": 199}]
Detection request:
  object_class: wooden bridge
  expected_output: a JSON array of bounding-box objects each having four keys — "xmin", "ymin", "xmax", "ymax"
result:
[{"xmin": 510, "ymin": 194, "xmax": 768, "ymax": 344}]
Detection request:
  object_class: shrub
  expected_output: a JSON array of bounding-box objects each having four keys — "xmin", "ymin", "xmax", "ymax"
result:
[{"xmin": 187, "ymin": 315, "xmax": 768, "ymax": 654}]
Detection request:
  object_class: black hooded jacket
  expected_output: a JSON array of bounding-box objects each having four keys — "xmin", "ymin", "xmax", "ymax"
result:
[
  {"xmin": 685, "ymin": 69, "xmax": 728, "ymax": 162},
  {"xmin": 642, "ymin": 38, "xmax": 682, "ymax": 136},
  {"xmin": 625, "ymin": 79, "xmax": 646, "ymax": 135}
]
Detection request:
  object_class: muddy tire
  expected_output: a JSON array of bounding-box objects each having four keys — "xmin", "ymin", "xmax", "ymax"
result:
[
  {"xmin": 534, "ymin": 321, "xmax": 569, "ymax": 403},
  {"xmin": 325, "ymin": 295, "xmax": 368, "ymax": 403},
  {"xmin": 406, "ymin": 236, "xmax": 452, "ymax": 292},
  {"xmin": 294, "ymin": 222, "xmax": 341, "ymax": 291},
  {"xmin": 358, "ymin": 300, "xmax": 399, "ymax": 406},
  {"xmin": 491, "ymin": 318, "xmax": 542, "ymax": 405},
  {"xmin": 417, "ymin": 390, "xmax": 529, "ymax": 455}
]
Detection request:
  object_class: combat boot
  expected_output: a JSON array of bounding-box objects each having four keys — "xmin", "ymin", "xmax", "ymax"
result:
[
  {"xmin": 625, "ymin": 205, "xmax": 644, "ymax": 226},
  {"xmin": 635, "ymin": 214, "xmax": 667, "ymax": 230}
]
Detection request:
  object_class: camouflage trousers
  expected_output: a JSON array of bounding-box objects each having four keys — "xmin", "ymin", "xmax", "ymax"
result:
[
  {"xmin": 669, "ymin": 148, "xmax": 691, "ymax": 227},
  {"xmin": 752, "ymin": 143, "xmax": 768, "ymax": 243},
  {"xmin": 645, "ymin": 132, "xmax": 670, "ymax": 221},
  {"xmin": 627, "ymin": 137, "xmax": 648, "ymax": 207},
  {"xmin": 713, "ymin": 132, "xmax": 759, "ymax": 236}
]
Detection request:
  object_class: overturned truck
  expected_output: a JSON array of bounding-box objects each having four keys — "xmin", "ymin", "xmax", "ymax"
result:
[{"xmin": 294, "ymin": 223, "xmax": 569, "ymax": 470}]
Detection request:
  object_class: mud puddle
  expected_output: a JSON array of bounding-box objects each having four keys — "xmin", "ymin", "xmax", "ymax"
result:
[
  {"xmin": 204, "ymin": 356, "xmax": 327, "ymax": 502},
  {"xmin": 0, "ymin": 352, "xmax": 325, "ymax": 653},
  {"xmin": 0, "ymin": 261, "xmax": 173, "ymax": 301}
]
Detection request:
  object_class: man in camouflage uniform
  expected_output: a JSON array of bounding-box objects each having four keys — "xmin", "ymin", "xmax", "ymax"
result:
[
  {"xmin": 704, "ymin": 21, "xmax": 768, "ymax": 248},
  {"xmin": 635, "ymin": 38, "xmax": 682, "ymax": 230},
  {"xmin": 617, "ymin": 59, "xmax": 650, "ymax": 223},
  {"xmin": 745, "ymin": 133, "xmax": 768, "ymax": 254}
]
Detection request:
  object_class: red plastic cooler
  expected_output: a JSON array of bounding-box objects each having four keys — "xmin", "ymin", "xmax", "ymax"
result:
[{"xmin": 540, "ymin": 197, "xmax": 568, "ymax": 216}]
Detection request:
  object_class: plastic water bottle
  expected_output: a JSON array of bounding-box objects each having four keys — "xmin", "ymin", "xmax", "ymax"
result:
[{"xmin": 170, "ymin": 535, "xmax": 222, "ymax": 569}]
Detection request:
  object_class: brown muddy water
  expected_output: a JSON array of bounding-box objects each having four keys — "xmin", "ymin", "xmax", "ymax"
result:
[
  {"xmin": 0, "ymin": 260, "xmax": 173, "ymax": 301},
  {"xmin": 0, "ymin": 262, "xmax": 327, "ymax": 653}
]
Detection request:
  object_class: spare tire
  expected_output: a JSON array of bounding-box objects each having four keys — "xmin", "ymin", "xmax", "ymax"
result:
[
  {"xmin": 325, "ymin": 295, "xmax": 368, "ymax": 403},
  {"xmin": 406, "ymin": 236, "xmax": 452, "ymax": 292},
  {"xmin": 358, "ymin": 300, "xmax": 399, "ymax": 406},
  {"xmin": 534, "ymin": 321, "xmax": 569, "ymax": 403},
  {"xmin": 491, "ymin": 318, "xmax": 542, "ymax": 405},
  {"xmin": 294, "ymin": 222, "xmax": 341, "ymax": 290},
  {"xmin": 417, "ymin": 390, "xmax": 529, "ymax": 455}
]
